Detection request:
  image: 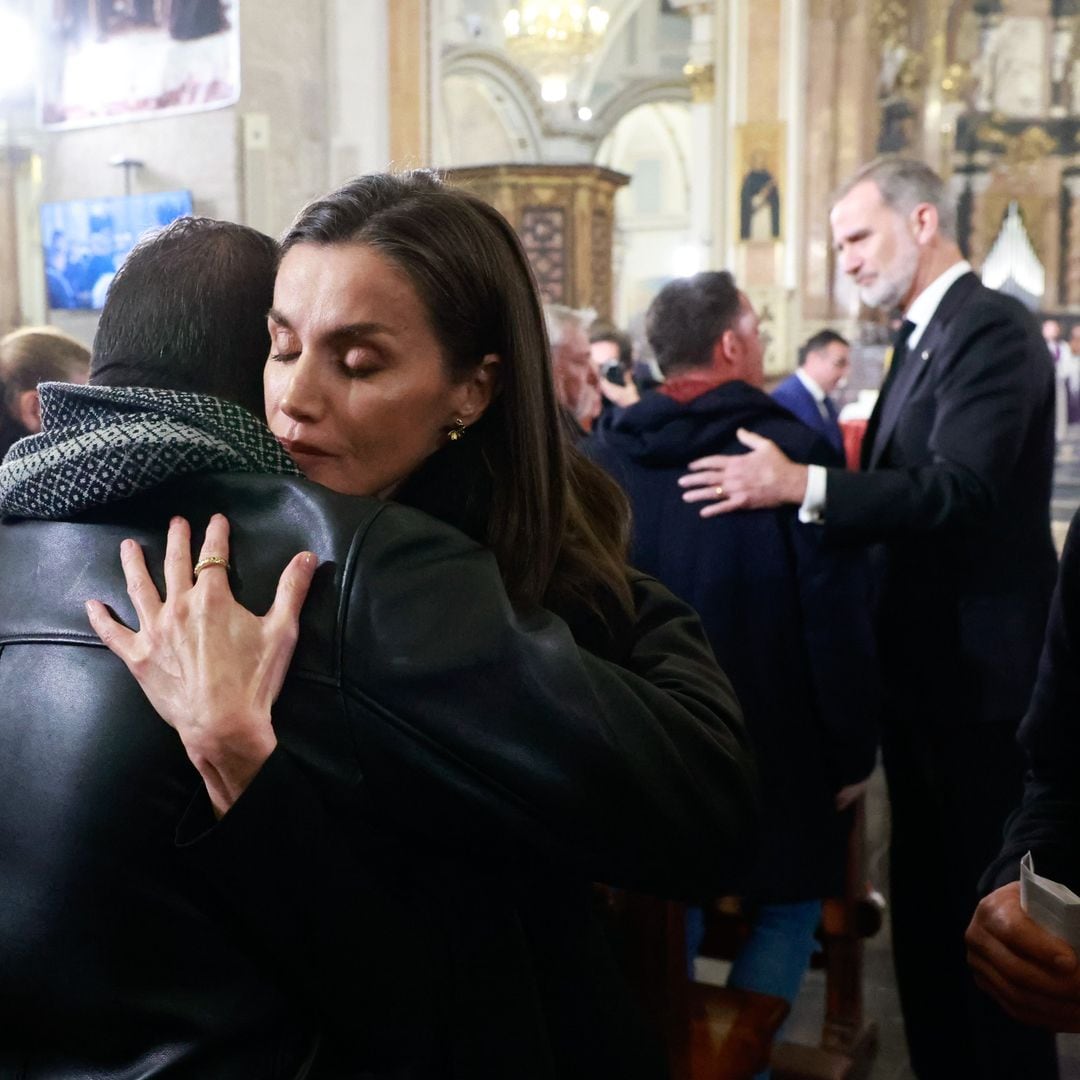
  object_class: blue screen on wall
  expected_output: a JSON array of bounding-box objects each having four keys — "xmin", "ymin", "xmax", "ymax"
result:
[{"xmin": 40, "ymin": 189, "xmax": 194, "ymax": 311}]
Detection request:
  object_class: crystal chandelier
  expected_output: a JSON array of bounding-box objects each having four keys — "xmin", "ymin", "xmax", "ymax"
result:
[{"xmin": 503, "ymin": 3, "xmax": 611, "ymax": 103}]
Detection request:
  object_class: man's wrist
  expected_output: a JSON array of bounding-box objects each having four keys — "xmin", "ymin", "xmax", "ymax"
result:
[{"xmin": 786, "ymin": 463, "xmax": 810, "ymax": 505}]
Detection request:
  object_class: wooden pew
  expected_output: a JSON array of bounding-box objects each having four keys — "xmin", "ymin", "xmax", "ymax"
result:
[
  {"xmin": 697, "ymin": 798, "xmax": 882, "ymax": 1080},
  {"xmin": 600, "ymin": 888, "xmax": 789, "ymax": 1079}
]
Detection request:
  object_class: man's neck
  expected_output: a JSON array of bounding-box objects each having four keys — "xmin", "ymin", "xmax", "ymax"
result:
[
  {"xmin": 795, "ymin": 367, "xmax": 826, "ymax": 401},
  {"xmin": 660, "ymin": 368, "xmax": 739, "ymax": 404},
  {"xmin": 903, "ymin": 243, "xmax": 964, "ymax": 313}
]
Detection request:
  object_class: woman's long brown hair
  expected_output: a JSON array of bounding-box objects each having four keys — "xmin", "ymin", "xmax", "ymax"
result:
[{"xmin": 280, "ymin": 171, "xmax": 632, "ymax": 616}]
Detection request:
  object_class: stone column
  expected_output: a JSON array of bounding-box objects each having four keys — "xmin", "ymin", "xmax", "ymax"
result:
[
  {"xmin": 0, "ymin": 148, "xmax": 22, "ymax": 333},
  {"xmin": 675, "ymin": 1, "xmax": 718, "ymax": 272},
  {"xmin": 1065, "ymin": 174, "xmax": 1080, "ymax": 307},
  {"xmin": 388, "ymin": 0, "xmax": 432, "ymax": 166},
  {"xmin": 327, "ymin": 0, "xmax": 390, "ymax": 179}
]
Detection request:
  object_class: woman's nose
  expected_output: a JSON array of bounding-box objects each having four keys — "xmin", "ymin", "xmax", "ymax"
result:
[{"xmin": 277, "ymin": 354, "xmax": 324, "ymax": 423}]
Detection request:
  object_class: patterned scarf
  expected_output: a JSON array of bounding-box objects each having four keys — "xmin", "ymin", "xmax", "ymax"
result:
[{"xmin": 0, "ymin": 382, "xmax": 300, "ymax": 520}]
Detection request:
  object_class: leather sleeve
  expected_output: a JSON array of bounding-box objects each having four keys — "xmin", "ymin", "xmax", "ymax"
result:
[
  {"xmin": 825, "ymin": 304, "xmax": 1043, "ymax": 542},
  {"xmin": 177, "ymin": 504, "xmax": 758, "ymax": 1052},
  {"xmin": 175, "ymin": 747, "xmax": 444, "ymax": 1060},
  {"xmin": 339, "ymin": 503, "xmax": 759, "ymax": 899},
  {"xmin": 981, "ymin": 509, "xmax": 1080, "ymax": 894}
]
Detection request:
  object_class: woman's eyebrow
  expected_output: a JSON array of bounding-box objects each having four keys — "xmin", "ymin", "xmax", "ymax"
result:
[
  {"xmin": 329, "ymin": 322, "xmax": 393, "ymax": 343},
  {"xmin": 267, "ymin": 307, "xmax": 291, "ymax": 327}
]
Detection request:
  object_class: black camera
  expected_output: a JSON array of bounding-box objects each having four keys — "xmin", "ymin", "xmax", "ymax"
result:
[{"xmin": 601, "ymin": 361, "xmax": 625, "ymax": 386}]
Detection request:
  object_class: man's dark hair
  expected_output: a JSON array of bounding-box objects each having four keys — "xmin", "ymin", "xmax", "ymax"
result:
[
  {"xmin": 588, "ymin": 323, "xmax": 633, "ymax": 371},
  {"xmin": 798, "ymin": 329, "xmax": 848, "ymax": 366},
  {"xmin": 645, "ymin": 271, "xmax": 741, "ymax": 377},
  {"xmin": 91, "ymin": 216, "xmax": 278, "ymax": 417}
]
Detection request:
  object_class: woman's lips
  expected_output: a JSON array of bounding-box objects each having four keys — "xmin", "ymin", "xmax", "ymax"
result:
[{"xmin": 276, "ymin": 437, "xmax": 334, "ymax": 459}]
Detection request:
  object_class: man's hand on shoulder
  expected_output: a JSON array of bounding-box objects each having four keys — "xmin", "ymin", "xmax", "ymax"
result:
[
  {"xmin": 678, "ymin": 428, "xmax": 809, "ymax": 518},
  {"xmin": 966, "ymin": 881, "xmax": 1080, "ymax": 1030}
]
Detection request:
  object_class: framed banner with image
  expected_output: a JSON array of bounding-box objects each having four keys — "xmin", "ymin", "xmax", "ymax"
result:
[{"xmin": 40, "ymin": 1, "xmax": 240, "ymax": 129}]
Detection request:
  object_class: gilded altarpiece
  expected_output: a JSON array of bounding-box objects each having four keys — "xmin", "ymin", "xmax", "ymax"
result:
[
  {"xmin": 943, "ymin": 1, "xmax": 1080, "ymax": 311},
  {"xmin": 445, "ymin": 165, "xmax": 629, "ymax": 319}
]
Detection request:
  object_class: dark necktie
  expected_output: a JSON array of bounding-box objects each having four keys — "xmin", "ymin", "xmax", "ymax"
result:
[
  {"xmin": 887, "ymin": 319, "xmax": 917, "ymax": 381},
  {"xmin": 824, "ymin": 396, "xmax": 839, "ymax": 424}
]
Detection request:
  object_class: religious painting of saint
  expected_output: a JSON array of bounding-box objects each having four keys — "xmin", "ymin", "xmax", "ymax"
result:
[{"xmin": 736, "ymin": 123, "xmax": 784, "ymax": 243}]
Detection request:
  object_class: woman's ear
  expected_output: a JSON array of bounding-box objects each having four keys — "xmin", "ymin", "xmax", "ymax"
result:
[{"xmin": 456, "ymin": 353, "xmax": 501, "ymax": 424}]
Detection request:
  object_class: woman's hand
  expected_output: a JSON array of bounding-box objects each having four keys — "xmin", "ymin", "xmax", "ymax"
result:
[{"xmin": 86, "ymin": 513, "xmax": 317, "ymax": 818}]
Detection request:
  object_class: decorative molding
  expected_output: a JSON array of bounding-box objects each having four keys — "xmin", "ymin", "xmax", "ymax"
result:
[
  {"xmin": 441, "ymin": 45, "xmax": 545, "ymax": 157},
  {"xmin": 590, "ymin": 77, "xmax": 692, "ymax": 141},
  {"xmin": 683, "ymin": 62, "xmax": 716, "ymax": 103}
]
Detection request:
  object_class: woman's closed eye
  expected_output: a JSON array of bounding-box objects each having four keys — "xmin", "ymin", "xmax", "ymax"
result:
[
  {"xmin": 269, "ymin": 350, "xmax": 300, "ymax": 363},
  {"xmin": 341, "ymin": 347, "xmax": 385, "ymax": 378}
]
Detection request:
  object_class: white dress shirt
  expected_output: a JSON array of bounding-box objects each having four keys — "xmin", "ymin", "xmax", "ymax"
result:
[
  {"xmin": 798, "ymin": 260, "xmax": 973, "ymax": 523},
  {"xmin": 794, "ymin": 367, "xmax": 830, "ymax": 421}
]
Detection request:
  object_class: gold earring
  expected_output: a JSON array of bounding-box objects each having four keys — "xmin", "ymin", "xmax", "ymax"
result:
[{"xmin": 448, "ymin": 417, "xmax": 467, "ymax": 442}]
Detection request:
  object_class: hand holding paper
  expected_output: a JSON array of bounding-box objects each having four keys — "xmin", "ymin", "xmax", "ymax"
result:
[
  {"xmin": 1020, "ymin": 852, "xmax": 1080, "ymax": 950},
  {"xmin": 966, "ymin": 855, "xmax": 1080, "ymax": 1031}
]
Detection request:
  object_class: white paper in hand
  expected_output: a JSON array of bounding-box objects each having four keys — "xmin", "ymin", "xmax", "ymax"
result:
[{"xmin": 1020, "ymin": 852, "xmax": 1080, "ymax": 950}]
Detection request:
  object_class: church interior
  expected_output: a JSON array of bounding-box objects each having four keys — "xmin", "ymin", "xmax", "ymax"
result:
[{"xmin": 6, "ymin": 1, "xmax": 1080, "ymax": 1078}]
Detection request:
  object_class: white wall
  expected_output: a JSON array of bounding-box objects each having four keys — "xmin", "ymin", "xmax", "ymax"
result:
[
  {"xmin": 596, "ymin": 100, "xmax": 692, "ymax": 330},
  {"xmin": 15, "ymin": 0, "xmax": 395, "ymax": 340}
]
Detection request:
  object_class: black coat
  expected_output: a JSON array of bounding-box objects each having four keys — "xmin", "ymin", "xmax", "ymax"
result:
[
  {"xmin": 587, "ymin": 381, "xmax": 879, "ymax": 901},
  {"xmin": 983, "ymin": 505, "xmax": 1080, "ymax": 892},
  {"xmin": 821, "ymin": 272, "xmax": 1061, "ymax": 1079},
  {"xmin": 825, "ymin": 273, "xmax": 1057, "ymax": 731},
  {"xmin": 0, "ymin": 471, "xmax": 758, "ymax": 1079}
]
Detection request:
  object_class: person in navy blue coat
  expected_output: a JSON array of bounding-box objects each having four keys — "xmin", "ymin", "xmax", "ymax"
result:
[
  {"xmin": 587, "ymin": 271, "xmax": 879, "ymax": 1037},
  {"xmin": 771, "ymin": 330, "xmax": 851, "ymax": 457}
]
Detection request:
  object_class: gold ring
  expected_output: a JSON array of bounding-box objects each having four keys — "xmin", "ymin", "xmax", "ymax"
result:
[
  {"xmin": 193, "ymin": 555, "xmax": 230, "ymax": 578},
  {"xmin": 714, "ymin": 485, "xmax": 725, "ymax": 499}
]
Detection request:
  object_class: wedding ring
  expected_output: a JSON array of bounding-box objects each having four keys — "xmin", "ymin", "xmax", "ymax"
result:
[
  {"xmin": 714, "ymin": 485, "xmax": 725, "ymax": 499},
  {"xmin": 193, "ymin": 555, "xmax": 230, "ymax": 578}
]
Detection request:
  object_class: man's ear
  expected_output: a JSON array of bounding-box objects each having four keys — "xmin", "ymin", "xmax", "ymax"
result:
[
  {"xmin": 15, "ymin": 389, "xmax": 41, "ymax": 433},
  {"xmin": 456, "ymin": 353, "xmax": 501, "ymax": 424},
  {"xmin": 910, "ymin": 202, "xmax": 939, "ymax": 244},
  {"xmin": 714, "ymin": 330, "xmax": 739, "ymax": 369}
]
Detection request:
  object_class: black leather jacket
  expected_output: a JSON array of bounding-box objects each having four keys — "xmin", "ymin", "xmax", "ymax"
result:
[{"xmin": 0, "ymin": 472, "xmax": 757, "ymax": 1078}]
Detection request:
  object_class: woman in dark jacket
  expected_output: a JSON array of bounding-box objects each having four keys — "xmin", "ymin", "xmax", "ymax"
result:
[{"xmin": 86, "ymin": 173, "xmax": 759, "ymax": 1078}]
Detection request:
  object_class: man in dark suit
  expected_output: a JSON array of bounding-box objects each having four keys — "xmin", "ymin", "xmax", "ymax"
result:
[
  {"xmin": 771, "ymin": 329, "xmax": 850, "ymax": 457},
  {"xmin": 676, "ymin": 157, "xmax": 1058, "ymax": 1079}
]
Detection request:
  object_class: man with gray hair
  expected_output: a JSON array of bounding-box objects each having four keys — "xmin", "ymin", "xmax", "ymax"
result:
[
  {"xmin": 545, "ymin": 303, "xmax": 602, "ymax": 435},
  {"xmin": 678, "ymin": 156, "xmax": 1057, "ymax": 1078}
]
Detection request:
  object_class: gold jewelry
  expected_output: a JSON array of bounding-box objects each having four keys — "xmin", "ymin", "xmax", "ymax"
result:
[
  {"xmin": 714, "ymin": 485, "xmax": 725, "ymax": 499},
  {"xmin": 193, "ymin": 555, "xmax": 230, "ymax": 578},
  {"xmin": 448, "ymin": 417, "xmax": 467, "ymax": 442}
]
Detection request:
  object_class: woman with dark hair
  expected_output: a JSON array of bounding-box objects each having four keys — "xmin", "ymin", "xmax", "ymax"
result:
[{"xmin": 89, "ymin": 172, "xmax": 757, "ymax": 1078}]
